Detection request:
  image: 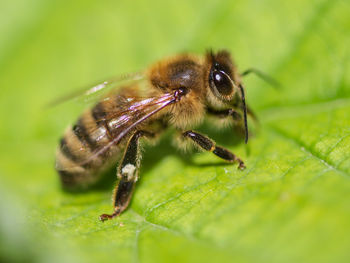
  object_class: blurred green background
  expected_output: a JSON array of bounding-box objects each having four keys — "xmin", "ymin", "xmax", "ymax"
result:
[{"xmin": 1, "ymin": 0, "xmax": 350, "ymax": 262}]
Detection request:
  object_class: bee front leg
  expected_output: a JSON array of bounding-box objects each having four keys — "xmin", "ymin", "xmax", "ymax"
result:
[
  {"xmin": 183, "ymin": 130, "xmax": 246, "ymax": 170},
  {"xmin": 99, "ymin": 130, "xmax": 152, "ymax": 222},
  {"xmin": 207, "ymin": 107, "xmax": 258, "ymax": 123},
  {"xmin": 207, "ymin": 108, "xmax": 242, "ymax": 121}
]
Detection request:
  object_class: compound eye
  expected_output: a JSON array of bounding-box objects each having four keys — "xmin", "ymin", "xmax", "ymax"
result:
[{"xmin": 213, "ymin": 70, "xmax": 233, "ymax": 96}]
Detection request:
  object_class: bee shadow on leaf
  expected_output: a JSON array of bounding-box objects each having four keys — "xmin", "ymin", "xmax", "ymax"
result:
[{"xmin": 64, "ymin": 123, "xmax": 248, "ymax": 194}]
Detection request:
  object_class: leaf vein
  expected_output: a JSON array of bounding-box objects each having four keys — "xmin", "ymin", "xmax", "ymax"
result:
[{"xmin": 269, "ymin": 126, "xmax": 349, "ymax": 177}]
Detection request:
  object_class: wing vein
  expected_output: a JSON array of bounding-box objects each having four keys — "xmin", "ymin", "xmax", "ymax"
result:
[{"xmin": 79, "ymin": 92, "xmax": 177, "ymax": 166}]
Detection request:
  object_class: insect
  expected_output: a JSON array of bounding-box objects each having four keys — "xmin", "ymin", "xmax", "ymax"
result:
[{"xmin": 56, "ymin": 50, "xmax": 275, "ymax": 221}]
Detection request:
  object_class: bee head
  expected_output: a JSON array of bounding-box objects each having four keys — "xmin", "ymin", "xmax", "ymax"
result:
[
  {"xmin": 207, "ymin": 50, "xmax": 238, "ymax": 101},
  {"xmin": 206, "ymin": 50, "xmax": 249, "ymax": 143}
]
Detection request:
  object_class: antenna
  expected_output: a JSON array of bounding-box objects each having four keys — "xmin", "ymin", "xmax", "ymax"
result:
[{"xmin": 238, "ymin": 84, "xmax": 248, "ymax": 144}]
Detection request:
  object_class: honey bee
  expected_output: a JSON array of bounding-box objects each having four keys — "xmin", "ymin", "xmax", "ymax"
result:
[{"xmin": 56, "ymin": 50, "xmax": 272, "ymax": 222}]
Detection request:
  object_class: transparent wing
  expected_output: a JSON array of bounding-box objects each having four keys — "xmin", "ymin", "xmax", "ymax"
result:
[
  {"xmin": 47, "ymin": 72, "xmax": 145, "ymax": 108},
  {"xmin": 72, "ymin": 91, "xmax": 179, "ymax": 167}
]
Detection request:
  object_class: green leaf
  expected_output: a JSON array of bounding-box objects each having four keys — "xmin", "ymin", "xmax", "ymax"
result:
[{"xmin": 1, "ymin": 0, "xmax": 349, "ymax": 262}]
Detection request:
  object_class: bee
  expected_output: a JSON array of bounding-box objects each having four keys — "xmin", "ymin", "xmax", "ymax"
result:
[{"xmin": 56, "ymin": 50, "xmax": 273, "ymax": 222}]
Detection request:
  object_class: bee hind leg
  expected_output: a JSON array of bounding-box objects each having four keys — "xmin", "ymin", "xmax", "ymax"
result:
[
  {"xmin": 99, "ymin": 130, "xmax": 153, "ymax": 222},
  {"xmin": 182, "ymin": 130, "xmax": 246, "ymax": 170}
]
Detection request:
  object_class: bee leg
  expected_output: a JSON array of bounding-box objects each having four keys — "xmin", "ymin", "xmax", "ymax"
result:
[
  {"xmin": 207, "ymin": 107, "xmax": 258, "ymax": 124},
  {"xmin": 182, "ymin": 130, "xmax": 246, "ymax": 170},
  {"xmin": 99, "ymin": 130, "xmax": 152, "ymax": 222},
  {"xmin": 207, "ymin": 108, "xmax": 242, "ymax": 121}
]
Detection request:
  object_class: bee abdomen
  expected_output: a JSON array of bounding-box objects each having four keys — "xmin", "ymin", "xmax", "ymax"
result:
[{"xmin": 56, "ymin": 106, "xmax": 120, "ymax": 189}]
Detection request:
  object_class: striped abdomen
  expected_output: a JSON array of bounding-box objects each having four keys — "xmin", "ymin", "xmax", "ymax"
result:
[{"xmin": 56, "ymin": 101, "xmax": 125, "ymax": 189}]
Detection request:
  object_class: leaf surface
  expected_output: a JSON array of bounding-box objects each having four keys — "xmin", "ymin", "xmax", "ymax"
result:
[{"xmin": 0, "ymin": 0, "xmax": 349, "ymax": 262}]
